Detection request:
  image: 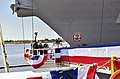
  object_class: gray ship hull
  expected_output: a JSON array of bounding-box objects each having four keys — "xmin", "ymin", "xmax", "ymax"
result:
[{"xmin": 11, "ymin": 0, "xmax": 120, "ymax": 46}]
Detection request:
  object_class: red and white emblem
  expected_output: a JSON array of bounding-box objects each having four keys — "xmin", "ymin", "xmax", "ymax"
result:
[{"xmin": 72, "ymin": 32, "xmax": 82, "ymax": 43}]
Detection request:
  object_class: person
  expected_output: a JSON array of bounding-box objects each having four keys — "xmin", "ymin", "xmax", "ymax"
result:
[
  {"xmin": 31, "ymin": 41, "xmax": 34, "ymax": 49},
  {"xmin": 53, "ymin": 38, "xmax": 63, "ymax": 48},
  {"xmin": 56, "ymin": 38, "xmax": 62, "ymax": 44},
  {"xmin": 32, "ymin": 32, "xmax": 39, "ymax": 55},
  {"xmin": 38, "ymin": 41, "xmax": 43, "ymax": 55},
  {"xmin": 38, "ymin": 41, "xmax": 43, "ymax": 49},
  {"xmin": 43, "ymin": 41, "xmax": 49, "ymax": 54},
  {"xmin": 44, "ymin": 41, "xmax": 49, "ymax": 48},
  {"xmin": 32, "ymin": 41, "xmax": 39, "ymax": 55},
  {"xmin": 34, "ymin": 32, "xmax": 38, "ymax": 43}
]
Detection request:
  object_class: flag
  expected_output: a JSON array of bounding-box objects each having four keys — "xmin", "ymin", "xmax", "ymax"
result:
[
  {"xmin": 50, "ymin": 68, "xmax": 78, "ymax": 79},
  {"xmin": 50, "ymin": 64, "xmax": 97, "ymax": 79},
  {"xmin": 54, "ymin": 42, "xmax": 120, "ymax": 67},
  {"xmin": 77, "ymin": 64, "xmax": 97, "ymax": 79}
]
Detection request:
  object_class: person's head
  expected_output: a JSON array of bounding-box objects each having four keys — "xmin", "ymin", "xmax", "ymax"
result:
[{"xmin": 34, "ymin": 32, "xmax": 38, "ymax": 37}]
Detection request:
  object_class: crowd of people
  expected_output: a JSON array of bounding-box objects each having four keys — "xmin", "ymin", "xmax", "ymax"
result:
[
  {"xmin": 32, "ymin": 41, "xmax": 49, "ymax": 49},
  {"xmin": 31, "ymin": 32, "xmax": 63, "ymax": 55},
  {"xmin": 30, "ymin": 32, "xmax": 50, "ymax": 55},
  {"xmin": 52, "ymin": 38, "xmax": 63, "ymax": 48},
  {"xmin": 31, "ymin": 41, "xmax": 49, "ymax": 55}
]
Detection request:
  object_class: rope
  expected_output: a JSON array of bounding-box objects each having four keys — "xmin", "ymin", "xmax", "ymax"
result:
[
  {"xmin": 31, "ymin": 0, "xmax": 34, "ymax": 41},
  {"xmin": 97, "ymin": 60, "xmax": 111, "ymax": 70},
  {"xmin": 21, "ymin": 17, "xmax": 25, "ymax": 50},
  {"xmin": 64, "ymin": 58, "xmax": 119, "ymax": 70},
  {"xmin": 97, "ymin": 59, "xmax": 117, "ymax": 70}
]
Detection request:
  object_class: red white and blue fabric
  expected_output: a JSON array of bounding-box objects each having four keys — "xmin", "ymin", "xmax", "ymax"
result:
[
  {"xmin": 31, "ymin": 54, "xmax": 48, "ymax": 69},
  {"xmin": 26, "ymin": 64, "xmax": 97, "ymax": 79},
  {"xmin": 55, "ymin": 42, "xmax": 120, "ymax": 67},
  {"xmin": 50, "ymin": 64, "xmax": 97, "ymax": 79},
  {"xmin": 24, "ymin": 49, "xmax": 48, "ymax": 69}
]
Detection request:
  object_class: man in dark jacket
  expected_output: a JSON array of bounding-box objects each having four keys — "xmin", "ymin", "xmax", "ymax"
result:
[
  {"xmin": 43, "ymin": 41, "xmax": 49, "ymax": 54},
  {"xmin": 33, "ymin": 41, "xmax": 39, "ymax": 55}
]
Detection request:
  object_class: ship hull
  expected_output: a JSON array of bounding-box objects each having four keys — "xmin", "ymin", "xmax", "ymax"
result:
[{"xmin": 11, "ymin": 0, "xmax": 120, "ymax": 46}]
